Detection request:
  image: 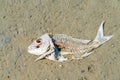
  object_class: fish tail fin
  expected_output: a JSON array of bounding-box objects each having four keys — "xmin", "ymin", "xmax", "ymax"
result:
[{"xmin": 93, "ymin": 21, "xmax": 113, "ymax": 47}]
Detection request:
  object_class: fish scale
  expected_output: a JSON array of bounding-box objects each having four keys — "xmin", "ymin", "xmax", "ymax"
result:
[
  {"xmin": 52, "ymin": 34, "xmax": 97, "ymax": 55},
  {"xmin": 52, "ymin": 34, "xmax": 102, "ymax": 60}
]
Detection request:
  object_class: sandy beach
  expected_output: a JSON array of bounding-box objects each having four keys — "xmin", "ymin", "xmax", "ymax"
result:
[{"xmin": 0, "ymin": 0, "xmax": 120, "ymax": 80}]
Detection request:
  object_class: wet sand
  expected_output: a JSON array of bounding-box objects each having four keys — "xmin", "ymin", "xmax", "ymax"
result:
[{"xmin": 0, "ymin": 0, "xmax": 120, "ymax": 80}]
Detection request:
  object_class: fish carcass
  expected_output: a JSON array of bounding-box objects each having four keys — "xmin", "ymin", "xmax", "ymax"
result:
[{"xmin": 28, "ymin": 21, "xmax": 113, "ymax": 62}]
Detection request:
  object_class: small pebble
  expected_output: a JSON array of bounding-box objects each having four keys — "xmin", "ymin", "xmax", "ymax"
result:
[
  {"xmin": 88, "ymin": 64, "xmax": 94, "ymax": 73},
  {"xmin": 29, "ymin": 15, "xmax": 32, "ymax": 18},
  {"xmin": 111, "ymin": 44, "xmax": 115, "ymax": 47},
  {"xmin": 23, "ymin": 63, "xmax": 26, "ymax": 66},
  {"xmin": 7, "ymin": 75, "xmax": 10, "ymax": 78},
  {"xmin": 59, "ymin": 64, "xmax": 63, "ymax": 68},
  {"xmin": 81, "ymin": 69, "xmax": 85, "ymax": 73},
  {"xmin": 3, "ymin": 16, "xmax": 6, "ymax": 19}
]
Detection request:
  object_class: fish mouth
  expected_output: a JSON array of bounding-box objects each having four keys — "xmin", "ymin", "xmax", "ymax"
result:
[
  {"xmin": 27, "ymin": 45, "xmax": 43, "ymax": 55},
  {"xmin": 28, "ymin": 47, "xmax": 39, "ymax": 55}
]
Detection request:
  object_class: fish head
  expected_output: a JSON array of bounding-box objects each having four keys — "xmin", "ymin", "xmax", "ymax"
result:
[{"xmin": 28, "ymin": 33, "xmax": 53, "ymax": 55}]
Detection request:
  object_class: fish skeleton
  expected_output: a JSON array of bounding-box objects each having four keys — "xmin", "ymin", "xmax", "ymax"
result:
[{"xmin": 28, "ymin": 21, "xmax": 113, "ymax": 62}]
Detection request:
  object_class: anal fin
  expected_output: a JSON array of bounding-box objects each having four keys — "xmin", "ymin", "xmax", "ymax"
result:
[{"xmin": 81, "ymin": 52, "xmax": 93, "ymax": 59}]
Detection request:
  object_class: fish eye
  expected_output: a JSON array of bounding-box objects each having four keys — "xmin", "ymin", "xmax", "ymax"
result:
[
  {"xmin": 36, "ymin": 45, "xmax": 40, "ymax": 48},
  {"xmin": 36, "ymin": 38, "xmax": 41, "ymax": 43}
]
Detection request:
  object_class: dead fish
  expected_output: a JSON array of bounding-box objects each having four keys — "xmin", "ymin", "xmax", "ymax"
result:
[{"xmin": 28, "ymin": 21, "xmax": 113, "ymax": 62}]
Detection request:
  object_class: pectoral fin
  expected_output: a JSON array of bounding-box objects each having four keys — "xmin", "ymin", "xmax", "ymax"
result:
[{"xmin": 34, "ymin": 48, "xmax": 54, "ymax": 62}]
